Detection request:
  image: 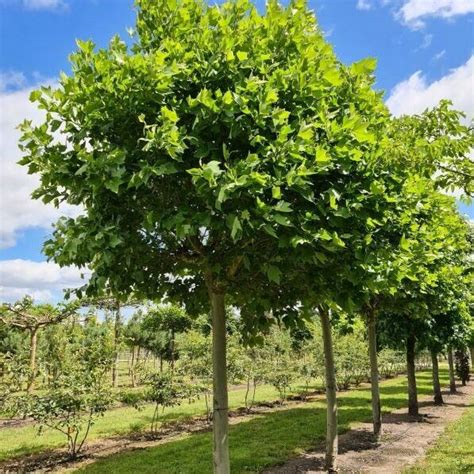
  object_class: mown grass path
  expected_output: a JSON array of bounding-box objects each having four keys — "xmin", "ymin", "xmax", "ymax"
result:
[{"xmin": 406, "ymin": 391, "xmax": 474, "ymax": 473}]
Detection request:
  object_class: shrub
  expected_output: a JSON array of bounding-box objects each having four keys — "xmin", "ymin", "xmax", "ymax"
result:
[
  {"xmin": 144, "ymin": 372, "xmax": 193, "ymax": 434},
  {"xmin": 8, "ymin": 369, "xmax": 112, "ymax": 459}
]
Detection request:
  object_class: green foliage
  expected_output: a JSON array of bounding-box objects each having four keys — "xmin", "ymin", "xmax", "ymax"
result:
[
  {"xmin": 18, "ymin": 0, "xmax": 391, "ymax": 335},
  {"xmin": 333, "ymin": 330, "xmax": 369, "ymax": 389},
  {"xmin": 454, "ymin": 349, "xmax": 470, "ymax": 385},
  {"xmin": 5, "ymin": 366, "xmax": 112, "ymax": 459},
  {"xmin": 143, "ymin": 372, "xmax": 194, "ymax": 433}
]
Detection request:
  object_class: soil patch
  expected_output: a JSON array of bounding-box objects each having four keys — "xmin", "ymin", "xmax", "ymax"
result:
[{"xmin": 266, "ymin": 382, "xmax": 474, "ymax": 474}]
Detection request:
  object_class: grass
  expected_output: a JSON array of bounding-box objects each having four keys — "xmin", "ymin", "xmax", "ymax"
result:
[
  {"xmin": 77, "ymin": 369, "xmax": 450, "ymax": 474},
  {"xmin": 405, "ymin": 395, "xmax": 474, "ymax": 473},
  {"xmin": 0, "ymin": 379, "xmax": 320, "ymax": 462}
]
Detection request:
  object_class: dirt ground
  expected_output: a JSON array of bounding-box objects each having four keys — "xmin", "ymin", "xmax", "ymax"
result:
[{"xmin": 266, "ymin": 382, "xmax": 474, "ymax": 474}]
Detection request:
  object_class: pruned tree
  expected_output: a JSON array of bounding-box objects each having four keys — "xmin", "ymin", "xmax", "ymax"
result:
[
  {"xmin": 0, "ymin": 297, "xmax": 79, "ymax": 393},
  {"xmin": 81, "ymin": 295, "xmax": 140, "ymax": 387}
]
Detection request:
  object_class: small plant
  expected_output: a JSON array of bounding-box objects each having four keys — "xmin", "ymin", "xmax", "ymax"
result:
[
  {"xmin": 144, "ymin": 372, "xmax": 192, "ymax": 434},
  {"xmin": 9, "ymin": 369, "xmax": 112, "ymax": 459}
]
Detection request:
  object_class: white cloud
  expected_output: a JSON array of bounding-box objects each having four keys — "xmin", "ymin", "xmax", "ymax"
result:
[
  {"xmin": 0, "ymin": 259, "xmax": 89, "ymax": 302},
  {"xmin": 433, "ymin": 49, "xmax": 446, "ymax": 61},
  {"xmin": 0, "ymin": 71, "xmax": 26, "ymax": 92},
  {"xmin": 357, "ymin": 0, "xmax": 372, "ymax": 10},
  {"xmin": 0, "ymin": 78, "xmax": 80, "ymax": 248},
  {"xmin": 398, "ymin": 0, "xmax": 474, "ymax": 27},
  {"xmin": 386, "ymin": 54, "xmax": 474, "ymax": 118},
  {"xmin": 23, "ymin": 0, "xmax": 65, "ymax": 10},
  {"xmin": 420, "ymin": 33, "xmax": 433, "ymax": 49}
]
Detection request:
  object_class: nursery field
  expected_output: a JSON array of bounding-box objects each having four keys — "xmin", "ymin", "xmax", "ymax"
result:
[
  {"xmin": 1, "ymin": 0, "xmax": 473, "ymax": 473},
  {"xmin": 79, "ymin": 369, "xmax": 451, "ymax": 473},
  {"xmin": 0, "ymin": 368, "xmax": 461, "ymax": 473}
]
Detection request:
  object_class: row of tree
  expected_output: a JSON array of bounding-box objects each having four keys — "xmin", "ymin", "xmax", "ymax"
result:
[
  {"xmin": 4, "ymin": 300, "xmax": 466, "ymax": 461},
  {"xmin": 14, "ymin": 0, "xmax": 474, "ymax": 472}
]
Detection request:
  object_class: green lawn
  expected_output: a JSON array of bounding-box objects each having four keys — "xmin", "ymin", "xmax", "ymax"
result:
[
  {"xmin": 0, "ymin": 380, "xmax": 320, "ymax": 462},
  {"xmin": 405, "ymin": 395, "xmax": 474, "ymax": 473},
  {"xmin": 78, "ymin": 369, "xmax": 450, "ymax": 474}
]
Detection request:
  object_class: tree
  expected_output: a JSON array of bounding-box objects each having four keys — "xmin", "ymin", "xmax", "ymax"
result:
[
  {"xmin": 82, "ymin": 295, "xmax": 139, "ymax": 387},
  {"xmin": 19, "ymin": 0, "xmax": 401, "ymax": 471},
  {"xmin": 455, "ymin": 349, "xmax": 471, "ymax": 386},
  {"xmin": 388, "ymin": 101, "xmax": 474, "ymax": 197},
  {"xmin": 0, "ymin": 297, "xmax": 78, "ymax": 393},
  {"xmin": 142, "ymin": 304, "xmax": 192, "ymax": 371}
]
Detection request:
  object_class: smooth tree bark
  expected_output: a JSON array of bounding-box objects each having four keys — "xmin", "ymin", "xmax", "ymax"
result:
[
  {"xmin": 209, "ymin": 287, "xmax": 230, "ymax": 474},
  {"xmin": 430, "ymin": 350, "xmax": 443, "ymax": 405},
  {"xmin": 319, "ymin": 306, "xmax": 338, "ymax": 472},
  {"xmin": 112, "ymin": 303, "xmax": 121, "ymax": 388},
  {"xmin": 447, "ymin": 347, "xmax": 457, "ymax": 394},
  {"xmin": 367, "ymin": 308, "xmax": 382, "ymax": 439},
  {"xmin": 26, "ymin": 328, "xmax": 39, "ymax": 393},
  {"xmin": 406, "ymin": 334, "xmax": 419, "ymax": 416}
]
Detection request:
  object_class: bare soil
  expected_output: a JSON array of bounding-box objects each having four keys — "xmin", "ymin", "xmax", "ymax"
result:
[{"xmin": 266, "ymin": 382, "xmax": 474, "ymax": 474}]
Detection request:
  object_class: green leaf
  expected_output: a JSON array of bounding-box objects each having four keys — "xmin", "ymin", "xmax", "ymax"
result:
[
  {"xmin": 315, "ymin": 148, "xmax": 331, "ymax": 163},
  {"xmin": 236, "ymin": 51, "xmax": 248, "ymax": 61},
  {"xmin": 400, "ymin": 235, "xmax": 410, "ymax": 251},
  {"xmin": 351, "ymin": 57, "xmax": 377, "ymax": 76},
  {"xmin": 272, "ymin": 186, "xmax": 281, "ymax": 199},
  {"xmin": 298, "ymin": 127, "xmax": 313, "ymax": 141},
  {"xmin": 273, "ymin": 214, "xmax": 292, "ymax": 227},
  {"xmin": 266, "ymin": 264, "xmax": 281, "ymax": 284},
  {"xmin": 227, "ymin": 215, "xmax": 242, "ymax": 241},
  {"xmin": 275, "ymin": 201, "xmax": 293, "ymax": 213}
]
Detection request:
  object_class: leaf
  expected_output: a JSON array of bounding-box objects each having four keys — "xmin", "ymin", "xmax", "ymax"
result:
[
  {"xmin": 109, "ymin": 235, "xmax": 122, "ymax": 248},
  {"xmin": 105, "ymin": 178, "xmax": 121, "ymax": 194},
  {"xmin": 272, "ymin": 186, "xmax": 281, "ymax": 199},
  {"xmin": 298, "ymin": 127, "xmax": 313, "ymax": 141},
  {"xmin": 400, "ymin": 235, "xmax": 410, "ymax": 251},
  {"xmin": 273, "ymin": 213, "xmax": 292, "ymax": 227},
  {"xmin": 265, "ymin": 89, "xmax": 278, "ymax": 104},
  {"xmin": 161, "ymin": 106, "xmax": 178, "ymax": 122},
  {"xmin": 315, "ymin": 148, "xmax": 331, "ymax": 163},
  {"xmin": 351, "ymin": 57, "xmax": 377, "ymax": 76},
  {"xmin": 222, "ymin": 90, "xmax": 233, "ymax": 105},
  {"xmin": 275, "ymin": 201, "xmax": 293, "ymax": 213},
  {"xmin": 263, "ymin": 224, "xmax": 278, "ymax": 238},
  {"xmin": 266, "ymin": 264, "xmax": 282, "ymax": 284},
  {"xmin": 323, "ymin": 69, "xmax": 342, "ymax": 86},
  {"xmin": 226, "ymin": 50, "xmax": 235, "ymax": 61},
  {"xmin": 226, "ymin": 215, "xmax": 242, "ymax": 241},
  {"xmin": 236, "ymin": 51, "xmax": 248, "ymax": 61}
]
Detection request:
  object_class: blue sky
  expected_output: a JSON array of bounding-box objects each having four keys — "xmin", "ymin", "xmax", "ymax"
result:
[{"xmin": 0, "ymin": 0, "xmax": 473, "ymax": 301}]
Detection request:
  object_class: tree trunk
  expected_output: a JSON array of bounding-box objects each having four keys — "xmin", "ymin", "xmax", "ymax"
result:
[
  {"xmin": 431, "ymin": 350, "xmax": 443, "ymax": 405},
  {"xmin": 447, "ymin": 347, "xmax": 457, "ymax": 394},
  {"xmin": 406, "ymin": 334, "xmax": 418, "ymax": 416},
  {"xmin": 367, "ymin": 308, "xmax": 382, "ymax": 439},
  {"xmin": 470, "ymin": 347, "xmax": 474, "ymax": 370},
  {"xmin": 131, "ymin": 346, "xmax": 137, "ymax": 388},
  {"xmin": 170, "ymin": 329, "xmax": 175, "ymax": 372},
  {"xmin": 26, "ymin": 328, "xmax": 38, "ymax": 393},
  {"xmin": 319, "ymin": 306, "xmax": 338, "ymax": 472},
  {"xmin": 209, "ymin": 289, "xmax": 230, "ymax": 474},
  {"xmin": 112, "ymin": 303, "xmax": 121, "ymax": 388}
]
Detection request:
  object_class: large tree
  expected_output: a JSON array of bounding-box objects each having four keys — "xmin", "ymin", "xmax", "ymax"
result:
[{"xmin": 19, "ymin": 0, "xmax": 395, "ymax": 471}]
